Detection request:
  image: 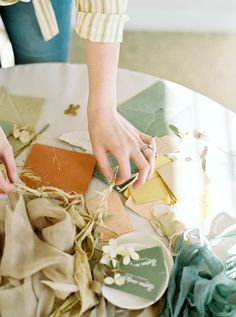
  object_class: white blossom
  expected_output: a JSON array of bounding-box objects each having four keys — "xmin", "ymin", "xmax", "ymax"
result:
[
  {"xmin": 104, "ymin": 273, "xmax": 126, "ymax": 286},
  {"xmin": 102, "ymin": 239, "xmax": 124, "ymax": 267},
  {"xmin": 120, "ymin": 246, "xmax": 140, "ymax": 266}
]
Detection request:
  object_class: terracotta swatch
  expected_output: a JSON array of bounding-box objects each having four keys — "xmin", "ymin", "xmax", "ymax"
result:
[
  {"xmin": 21, "ymin": 143, "xmax": 96, "ymax": 194},
  {"xmin": 86, "ymin": 191, "xmax": 134, "ymax": 241}
]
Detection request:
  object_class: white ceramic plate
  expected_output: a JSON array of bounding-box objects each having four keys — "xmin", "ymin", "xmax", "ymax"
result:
[{"xmin": 101, "ymin": 232, "xmax": 173, "ymax": 310}]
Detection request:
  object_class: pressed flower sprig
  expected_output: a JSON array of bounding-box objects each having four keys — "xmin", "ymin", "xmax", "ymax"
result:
[{"xmin": 101, "ymin": 239, "xmax": 140, "ymax": 286}]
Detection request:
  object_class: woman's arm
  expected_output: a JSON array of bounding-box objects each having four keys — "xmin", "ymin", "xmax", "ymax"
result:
[{"xmin": 85, "ymin": 41, "xmax": 156, "ymax": 188}]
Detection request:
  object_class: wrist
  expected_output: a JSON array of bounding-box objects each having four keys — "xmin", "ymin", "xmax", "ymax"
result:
[
  {"xmin": 88, "ymin": 102, "xmax": 118, "ymax": 122},
  {"xmin": 88, "ymin": 95, "xmax": 117, "ymax": 113}
]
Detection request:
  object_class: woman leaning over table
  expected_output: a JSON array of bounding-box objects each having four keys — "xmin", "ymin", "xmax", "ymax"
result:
[{"xmin": 0, "ymin": 0, "xmax": 156, "ymax": 195}]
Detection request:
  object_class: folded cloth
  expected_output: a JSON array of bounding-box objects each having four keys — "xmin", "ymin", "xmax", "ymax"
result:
[
  {"xmin": 0, "ymin": 195, "xmax": 75, "ymax": 283},
  {"xmin": 27, "ymin": 198, "xmax": 76, "ymax": 253},
  {"xmin": 0, "ymin": 277, "xmax": 38, "ymax": 317},
  {"xmin": 0, "ymin": 193, "xmax": 83, "ymax": 317},
  {"xmin": 160, "ymin": 229, "xmax": 236, "ymax": 317}
]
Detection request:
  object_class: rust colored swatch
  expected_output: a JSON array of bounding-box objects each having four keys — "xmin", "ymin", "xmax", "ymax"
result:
[{"xmin": 21, "ymin": 143, "xmax": 96, "ymax": 194}]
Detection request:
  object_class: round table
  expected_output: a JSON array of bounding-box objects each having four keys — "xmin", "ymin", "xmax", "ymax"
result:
[
  {"xmin": 1, "ymin": 63, "xmax": 236, "ymax": 316},
  {"xmin": 1, "ymin": 63, "xmax": 236, "ymax": 234}
]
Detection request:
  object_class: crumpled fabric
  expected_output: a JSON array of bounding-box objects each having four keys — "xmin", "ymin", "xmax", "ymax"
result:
[
  {"xmin": 0, "ymin": 185, "xmax": 168, "ymax": 317},
  {"xmin": 160, "ymin": 230, "xmax": 236, "ymax": 317},
  {"xmin": 0, "ymin": 193, "xmax": 95, "ymax": 317}
]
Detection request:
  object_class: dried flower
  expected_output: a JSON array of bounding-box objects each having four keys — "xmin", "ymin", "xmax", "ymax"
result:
[
  {"xmin": 64, "ymin": 104, "xmax": 80, "ymax": 116},
  {"xmin": 13, "ymin": 124, "xmax": 35, "ymax": 144},
  {"xmin": 193, "ymin": 129, "xmax": 207, "ymax": 141},
  {"xmin": 118, "ymin": 246, "xmax": 140, "ymax": 265},
  {"xmin": 104, "ymin": 273, "xmax": 126, "ymax": 286}
]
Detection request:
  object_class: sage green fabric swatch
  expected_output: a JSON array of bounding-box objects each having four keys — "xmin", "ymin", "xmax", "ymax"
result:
[
  {"xmin": 9, "ymin": 95, "xmax": 45, "ymax": 153},
  {"xmin": 160, "ymin": 229, "xmax": 236, "ymax": 317},
  {"xmin": 0, "ymin": 87, "xmax": 45, "ymax": 153},
  {"xmin": 11, "ymin": 95, "xmax": 45, "ymax": 128},
  {"xmin": 0, "ymin": 87, "xmax": 23, "ymax": 125}
]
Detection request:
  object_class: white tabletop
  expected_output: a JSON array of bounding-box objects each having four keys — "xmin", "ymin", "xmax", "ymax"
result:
[{"xmin": 1, "ymin": 63, "xmax": 236, "ymax": 235}]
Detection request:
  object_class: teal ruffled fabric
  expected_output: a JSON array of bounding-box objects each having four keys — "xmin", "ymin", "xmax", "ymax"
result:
[{"xmin": 160, "ymin": 231, "xmax": 236, "ymax": 317}]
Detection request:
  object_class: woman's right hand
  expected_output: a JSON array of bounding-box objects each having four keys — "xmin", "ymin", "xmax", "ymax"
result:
[{"xmin": 0, "ymin": 127, "xmax": 16, "ymax": 195}]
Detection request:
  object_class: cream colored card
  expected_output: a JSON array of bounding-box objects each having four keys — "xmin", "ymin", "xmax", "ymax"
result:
[
  {"xmin": 86, "ymin": 191, "xmax": 134, "ymax": 241},
  {"xmin": 157, "ymin": 158, "xmax": 209, "ymax": 201},
  {"xmin": 125, "ymin": 196, "xmax": 165, "ymax": 220},
  {"xmin": 59, "ymin": 130, "xmax": 93, "ymax": 153}
]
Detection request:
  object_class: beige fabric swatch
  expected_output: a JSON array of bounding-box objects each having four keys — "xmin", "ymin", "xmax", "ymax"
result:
[
  {"xmin": 125, "ymin": 196, "xmax": 165, "ymax": 220},
  {"xmin": 11, "ymin": 94, "xmax": 45, "ymax": 128},
  {"xmin": 0, "ymin": 277, "xmax": 37, "ymax": 317},
  {"xmin": 0, "ymin": 195, "xmax": 75, "ymax": 282},
  {"xmin": 86, "ymin": 191, "xmax": 134, "ymax": 241},
  {"xmin": 28, "ymin": 198, "xmax": 76, "ymax": 253}
]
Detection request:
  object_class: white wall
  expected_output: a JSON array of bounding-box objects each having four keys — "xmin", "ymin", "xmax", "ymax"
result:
[{"xmin": 126, "ymin": 0, "xmax": 236, "ymax": 32}]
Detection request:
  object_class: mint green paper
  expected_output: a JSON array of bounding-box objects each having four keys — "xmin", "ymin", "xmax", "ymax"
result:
[
  {"xmin": 106, "ymin": 246, "xmax": 167, "ymax": 301},
  {"xmin": 93, "ymin": 81, "xmax": 193, "ymax": 183},
  {"xmin": 118, "ymin": 82, "xmax": 167, "ymax": 137}
]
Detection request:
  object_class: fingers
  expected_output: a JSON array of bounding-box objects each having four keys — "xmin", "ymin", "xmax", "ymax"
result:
[
  {"xmin": 113, "ymin": 153, "xmax": 131, "ymax": 185},
  {"xmin": 0, "ymin": 173, "xmax": 15, "ymax": 193},
  {"xmin": 139, "ymin": 134, "xmax": 156, "ymax": 180},
  {"xmin": 94, "ymin": 147, "xmax": 113, "ymax": 183},
  {"xmin": 0, "ymin": 128, "xmax": 16, "ymax": 193},
  {"xmin": 1, "ymin": 144, "xmax": 17, "ymax": 184},
  {"xmin": 131, "ymin": 150, "xmax": 150, "ymax": 189}
]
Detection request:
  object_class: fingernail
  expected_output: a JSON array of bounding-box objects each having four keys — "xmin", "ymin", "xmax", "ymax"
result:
[
  {"xmin": 0, "ymin": 195, "xmax": 7, "ymax": 201},
  {"xmin": 133, "ymin": 184, "xmax": 139, "ymax": 190},
  {"xmin": 15, "ymin": 177, "xmax": 22, "ymax": 184},
  {"xmin": 105, "ymin": 176, "xmax": 113, "ymax": 184}
]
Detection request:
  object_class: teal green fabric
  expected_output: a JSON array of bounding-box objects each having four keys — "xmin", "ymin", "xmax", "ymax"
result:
[{"xmin": 160, "ymin": 230, "xmax": 236, "ymax": 317}]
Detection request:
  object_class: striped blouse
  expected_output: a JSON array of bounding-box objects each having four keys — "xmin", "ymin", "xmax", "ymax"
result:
[{"xmin": 0, "ymin": 0, "xmax": 129, "ymax": 42}]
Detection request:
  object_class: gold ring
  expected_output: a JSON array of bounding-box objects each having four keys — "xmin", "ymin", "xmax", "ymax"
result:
[{"xmin": 140, "ymin": 144, "xmax": 153, "ymax": 154}]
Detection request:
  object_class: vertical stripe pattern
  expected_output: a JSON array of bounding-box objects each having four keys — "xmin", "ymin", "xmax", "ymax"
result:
[
  {"xmin": 0, "ymin": 0, "xmax": 129, "ymax": 43},
  {"xmin": 75, "ymin": 0, "xmax": 129, "ymax": 43}
]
